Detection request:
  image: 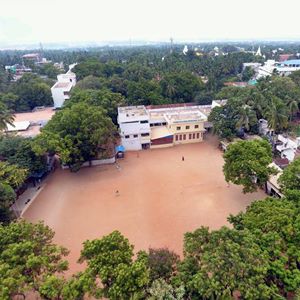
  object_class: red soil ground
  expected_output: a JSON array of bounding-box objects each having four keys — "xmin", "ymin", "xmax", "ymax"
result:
[{"xmin": 23, "ymin": 135, "xmax": 265, "ymax": 274}]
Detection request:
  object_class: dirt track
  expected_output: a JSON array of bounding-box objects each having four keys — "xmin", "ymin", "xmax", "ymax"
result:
[{"xmin": 23, "ymin": 135, "xmax": 265, "ymax": 274}]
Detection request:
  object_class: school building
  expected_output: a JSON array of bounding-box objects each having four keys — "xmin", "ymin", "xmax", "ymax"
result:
[{"xmin": 117, "ymin": 103, "xmax": 209, "ymax": 150}]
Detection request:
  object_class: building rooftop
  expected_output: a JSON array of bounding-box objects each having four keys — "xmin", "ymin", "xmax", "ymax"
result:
[
  {"xmin": 281, "ymin": 59, "xmax": 300, "ymax": 65},
  {"xmin": 14, "ymin": 107, "xmax": 55, "ymax": 123},
  {"xmin": 148, "ymin": 105, "xmax": 207, "ymax": 124},
  {"xmin": 5, "ymin": 107, "xmax": 55, "ymax": 137},
  {"xmin": 118, "ymin": 106, "xmax": 149, "ymax": 123},
  {"xmin": 268, "ymin": 162, "xmax": 283, "ymax": 193},
  {"xmin": 53, "ymin": 82, "xmax": 72, "ymax": 89},
  {"xmin": 6, "ymin": 121, "xmax": 30, "ymax": 132}
]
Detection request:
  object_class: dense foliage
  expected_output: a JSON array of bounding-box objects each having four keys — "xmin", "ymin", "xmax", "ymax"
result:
[
  {"xmin": 34, "ymin": 102, "xmax": 117, "ymax": 171},
  {"xmin": 223, "ymin": 139, "xmax": 275, "ymax": 193}
]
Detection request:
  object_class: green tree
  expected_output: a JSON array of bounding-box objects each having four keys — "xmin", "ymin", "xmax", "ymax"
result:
[
  {"xmin": 0, "ymin": 135, "xmax": 48, "ymax": 176},
  {"xmin": 38, "ymin": 63, "xmax": 60, "ymax": 79},
  {"xmin": 0, "ymin": 102, "xmax": 14, "ymax": 131},
  {"xmin": 0, "ymin": 183, "xmax": 16, "ymax": 224},
  {"xmin": 67, "ymin": 88, "xmax": 126, "ymax": 124},
  {"xmin": 147, "ymin": 279, "xmax": 185, "ymax": 300},
  {"xmin": 208, "ymin": 103, "xmax": 238, "ymax": 139},
  {"xmin": 242, "ymin": 66, "xmax": 255, "ymax": 81},
  {"xmin": 223, "ymin": 139, "xmax": 275, "ymax": 193},
  {"xmin": 0, "ymin": 92, "xmax": 19, "ymax": 111},
  {"xmin": 278, "ymin": 157, "xmax": 300, "ymax": 192},
  {"xmin": 0, "ymin": 221, "xmax": 69, "ymax": 299},
  {"xmin": 73, "ymin": 59, "xmax": 105, "ymax": 80},
  {"xmin": 0, "ymin": 161, "xmax": 27, "ymax": 189},
  {"xmin": 264, "ymin": 96, "xmax": 288, "ymax": 132},
  {"xmin": 79, "ymin": 231, "xmax": 149, "ymax": 299},
  {"xmin": 34, "ymin": 102, "xmax": 116, "ymax": 171},
  {"xmin": 9, "ymin": 73, "xmax": 52, "ymax": 111},
  {"xmin": 229, "ymin": 197, "xmax": 300, "ymax": 295},
  {"xmin": 75, "ymin": 75, "xmax": 108, "ymax": 90},
  {"xmin": 178, "ymin": 226, "xmax": 274, "ymax": 299}
]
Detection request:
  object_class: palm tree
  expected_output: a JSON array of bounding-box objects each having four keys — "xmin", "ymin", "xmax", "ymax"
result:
[
  {"xmin": 0, "ymin": 103, "xmax": 14, "ymax": 132},
  {"xmin": 236, "ymin": 105, "xmax": 257, "ymax": 131},
  {"xmin": 264, "ymin": 97, "xmax": 288, "ymax": 132},
  {"xmin": 286, "ymin": 98, "xmax": 299, "ymax": 121}
]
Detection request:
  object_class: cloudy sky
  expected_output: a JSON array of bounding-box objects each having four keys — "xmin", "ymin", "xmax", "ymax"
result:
[{"xmin": 1, "ymin": 0, "xmax": 300, "ymax": 46}]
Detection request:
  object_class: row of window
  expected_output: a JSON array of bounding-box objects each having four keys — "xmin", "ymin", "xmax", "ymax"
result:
[
  {"xmin": 150, "ymin": 122, "xmax": 167, "ymax": 127},
  {"xmin": 124, "ymin": 133, "xmax": 150, "ymax": 139},
  {"xmin": 175, "ymin": 132, "xmax": 201, "ymax": 141},
  {"xmin": 176, "ymin": 124, "xmax": 199, "ymax": 131}
]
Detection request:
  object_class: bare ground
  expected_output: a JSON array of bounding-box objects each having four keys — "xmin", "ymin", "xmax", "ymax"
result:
[{"xmin": 23, "ymin": 134, "xmax": 265, "ymax": 274}]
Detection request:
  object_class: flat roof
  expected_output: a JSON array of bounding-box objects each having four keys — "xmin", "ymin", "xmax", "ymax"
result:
[
  {"xmin": 149, "ymin": 106, "xmax": 207, "ymax": 124},
  {"xmin": 118, "ymin": 106, "xmax": 148, "ymax": 123},
  {"xmin": 6, "ymin": 121, "xmax": 30, "ymax": 132},
  {"xmin": 14, "ymin": 107, "xmax": 55, "ymax": 123},
  {"xmin": 53, "ymin": 82, "xmax": 72, "ymax": 89}
]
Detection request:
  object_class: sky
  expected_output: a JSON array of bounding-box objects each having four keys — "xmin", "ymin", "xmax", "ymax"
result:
[{"xmin": 1, "ymin": 0, "xmax": 300, "ymax": 47}]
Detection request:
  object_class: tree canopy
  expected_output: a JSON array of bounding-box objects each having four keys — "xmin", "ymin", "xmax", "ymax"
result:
[
  {"xmin": 223, "ymin": 139, "xmax": 275, "ymax": 193},
  {"xmin": 34, "ymin": 102, "xmax": 116, "ymax": 171}
]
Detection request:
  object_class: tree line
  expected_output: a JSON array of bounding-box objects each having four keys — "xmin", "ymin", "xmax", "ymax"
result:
[{"xmin": 208, "ymin": 74, "xmax": 300, "ymax": 139}]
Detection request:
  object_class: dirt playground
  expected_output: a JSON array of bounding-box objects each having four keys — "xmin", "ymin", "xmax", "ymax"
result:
[{"xmin": 23, "ymin": 135, "xmax": 265, "ymax": 273}]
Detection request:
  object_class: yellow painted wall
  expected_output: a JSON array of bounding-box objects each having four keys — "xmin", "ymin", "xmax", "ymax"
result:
[{"xmin": 169, "ymin": 121, "xmax": 205, "ymax": 134}]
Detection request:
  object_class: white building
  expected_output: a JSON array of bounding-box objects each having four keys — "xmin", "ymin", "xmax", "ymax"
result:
[
  {"xmin": 51, "ymin": 66, "xmax": 77, "ymax": 108},
  {"xmin": 276, "ymin": 134, "xmax": 300, "ymax": 162},
  {"xmin": 257, "ymin": 60, "xmax": 276, "ymax": 79},
  {"xmin": 266, "ymin": 162, "xmax": 284, "ymax": 198},
  {"xmin": 118, "ymin": 104, "xmax": 208, "ymax": 151},
  {"xmin": 118, "ymin": 106, "xmax": 151, "ymax": 150}
]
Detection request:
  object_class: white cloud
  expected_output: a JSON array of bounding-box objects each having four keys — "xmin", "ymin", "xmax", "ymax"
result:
[{"xmin": 0, "ymin": 0, "xmax": 300, "ymax": 45}]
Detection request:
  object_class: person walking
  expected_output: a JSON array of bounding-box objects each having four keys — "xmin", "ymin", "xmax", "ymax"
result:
[{"xmin": 182, "ymin": 156, "xmax": 185, "ymax": 161}]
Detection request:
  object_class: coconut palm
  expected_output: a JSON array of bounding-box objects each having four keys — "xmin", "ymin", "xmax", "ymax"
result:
[
  {"xmin": 286, "ymin": 98, "xmax": 299, "ymax": 121},
  {"xmin": 264, "ymin": 97, "xmax": 288, "ymax": 132},
  {"xmin": 0, "ymin": 103, "xmax": 14, "ymax": 132},
  {"xmin": 236, "ymin": 105, "xmax": 257, "ymax": 131}
]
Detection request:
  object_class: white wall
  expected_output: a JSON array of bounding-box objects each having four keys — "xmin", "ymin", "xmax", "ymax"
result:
[{"xmin": 51, "ymin": 87, "xmax": 65, "ymax": 108}]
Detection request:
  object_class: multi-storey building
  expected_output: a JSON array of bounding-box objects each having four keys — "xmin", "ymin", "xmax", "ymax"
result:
[
  {"xmin": 118, "ymin": 104, "xmax": 208, "ymax": 150},
  {"xmin": 51, "ymin": 66, "xmax": 77, "ymax": 108}
]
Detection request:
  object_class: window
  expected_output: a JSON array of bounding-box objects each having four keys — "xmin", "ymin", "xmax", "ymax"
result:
[
  {"xmin": 196, "ymin": 133, "xmax": 200, "ymax": 139},
  {"xmin": 195, "ymin": 125, "xmax": 199, "ymax": 129},
  {"xmin": 179, "ymin": 135, "xmax": 182, "ymax": 141},
  {"xmin": 141, "ymin": 133, "xmax": 149, "ymax": 137},
  {"xmin": 193, "ymin": 133, "xmax": 196, "ymax": 139},
  {"xmin": 150, "ymin": 124, "xmax": 154, "ymax": 127},
  {"xmin": 183, "ymin": 134, "xmax": 186, "ymax": 140},
  {"xmin": 140, "ymin": 120, "xmax": 148, "ymax": 124},
  {"xmin": 186, "ymin": 126, "xmax": 190, "ymax": 130},
  {"xmin": 175, "ymin": 135, "xmax": 179, "ymax": 141},
  {"xmin": 133, "ymin": 134, "xmax": 138, "ymax": 138},
  {"xmin": 189, "ymin": 133, "xmax": 192, "ymax": 139},
  {"xmin": 162, "ymin": 122, "xmax": 167, "ymax": 126},
  {"xmin": 177, "ymin": 126, "xmax": 181, "ymax": 130},
  {"xmin": 125, "ymin": 135, "xmax": 130, "ymax": 139}
]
